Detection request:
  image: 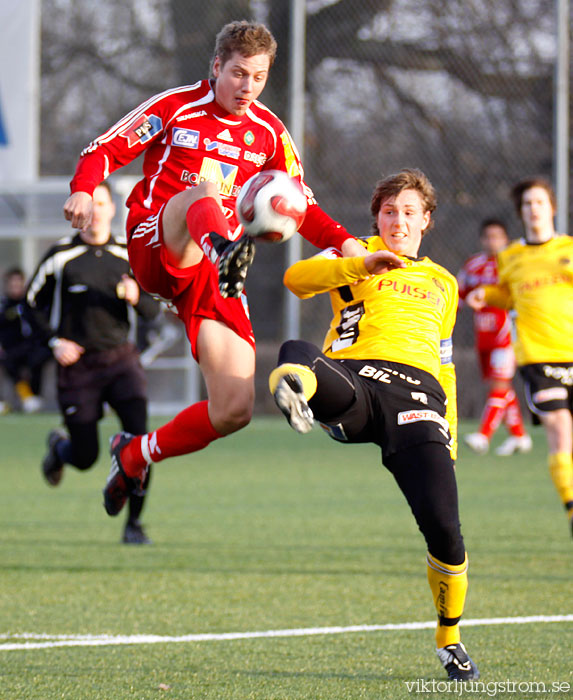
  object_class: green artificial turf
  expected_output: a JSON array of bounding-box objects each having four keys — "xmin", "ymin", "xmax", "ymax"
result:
[{"xmin": 0, "ymin": 414, "xmax": 571, "ymax": 699}]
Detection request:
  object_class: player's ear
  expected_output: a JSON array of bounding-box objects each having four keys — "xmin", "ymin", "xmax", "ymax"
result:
[{"xmin": 212, "ymin": 56, "xmax": 221, "ymax": 78}]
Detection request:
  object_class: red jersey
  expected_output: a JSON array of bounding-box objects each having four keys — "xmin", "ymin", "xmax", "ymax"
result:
[
  {"xmin": 70, "ymin": 80, "xmax": 350, "ymax": 249},
  {"xmin": 457, "ymin": 251, "xmax": 512, "ymax": 350}
]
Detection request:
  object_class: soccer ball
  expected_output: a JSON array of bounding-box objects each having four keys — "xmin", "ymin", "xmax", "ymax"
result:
[{"xmin": 236, "ymin": 170, "xmax": 308, "ymax": 243}]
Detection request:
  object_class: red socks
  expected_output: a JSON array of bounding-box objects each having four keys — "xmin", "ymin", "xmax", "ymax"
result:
[
  {"xmin": 186, "ymin": 198, "xmax": 232, "ymax": 263},
  {"xmin": 503, "ymin": 389, "xmax": 527, "ymax": 437},
  {"xmin": 479, "ymin": 387, "xmax": 526, "ymax": 439},
  {"xmin": 478, "ymin": 388, "xmax": 509, "ymax": 439},
  {"xmin": 121, "ymin": 401, "xmax": 222, "ymax": 475}
]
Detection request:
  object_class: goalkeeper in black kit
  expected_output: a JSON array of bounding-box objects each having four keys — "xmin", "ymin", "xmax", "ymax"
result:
[{"xmin": 270, "ymin": 169, "xmax": 479, "ymax": 681}]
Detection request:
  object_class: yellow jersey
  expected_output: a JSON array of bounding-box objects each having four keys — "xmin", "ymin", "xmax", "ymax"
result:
[
  {"xmin": 284, "ymin": 236, "xmax": 459, "ymax": 453},
  {"xmin": 482, "ymin": 235, "xmax": 573, "ymax": 365}
]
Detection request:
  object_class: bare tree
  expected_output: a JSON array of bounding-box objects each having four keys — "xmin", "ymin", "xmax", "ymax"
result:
[{"xmin": 41, "ymin": 0, "xmax": 177, "ymax": 174}]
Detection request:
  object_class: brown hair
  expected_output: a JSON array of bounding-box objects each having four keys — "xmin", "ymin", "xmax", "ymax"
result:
[
  {"xmin": 96, "ymin": 180, "xmax": 113, "ymax": 197},
  {"xmin": 211, "ymin": 21, "xmax": 277, "ymax": 75},
  {"xmin": 4, "ymin": 266, "xmax": 24, "ymax": 281},
  {"xmin": 479, "ymin": 218, "xmax": 508, "ymax": 237},
  {"xmin": 510, "ymin": 176, "xmax": 556, "ymax": 216},
  {"xmin": 370, "ymin": 168, "xmax": 437, "ymax": 236}
]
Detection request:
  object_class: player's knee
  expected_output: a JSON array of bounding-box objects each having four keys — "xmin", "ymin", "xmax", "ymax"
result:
[
  {"xmin": 211, "ymin": 396, "xmax": 253, "ymax": 435},
  {"xmin": 223, "ymin": 403, "xmax": 253, "ymax": 433},
  {"xmin": 197, "ymin": 180, "xmax": 219, "ymax": 198},
  {"xmin": 278, "ymin": 338, "xmax": 317, "ymax": 366},
  {"xmin": 169, "ymin": 183, "xmax": 222, "ymax": 230},
  {"xmin": 70, "ymin": 446, "xmax": 99, "ymax": 471},
  {"xmin": 278, "ymin": 339, "xmax": 299, "ymax": 362},
  {"xmin": 425, "ymin": 521, "xmax": 465, "ymax": 565},
  {"xmin": 190, "ymin": 180, "xmax": 221, "ymax": 206}
]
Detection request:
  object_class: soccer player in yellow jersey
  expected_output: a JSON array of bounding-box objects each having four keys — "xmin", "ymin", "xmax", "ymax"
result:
[
  {"xmin": 269, "ymin": 169, "xmax": 479, "ymax": 681},
  {"xmin": 467, "ymin": 176, "xmax": 573, "ymax": 539}
]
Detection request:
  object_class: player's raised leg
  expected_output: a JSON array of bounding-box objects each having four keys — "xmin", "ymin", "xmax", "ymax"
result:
[
  {"xmin": 162, "ymin": 182, "xmax": 255, "ymax": 299},
  {"xmin": 270, "ymin": 339, "xmax": 360, "ymax": 434}
]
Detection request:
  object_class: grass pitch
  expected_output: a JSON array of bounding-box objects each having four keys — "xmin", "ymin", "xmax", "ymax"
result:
[{"xmin": 0, "ymin": 413, "xmax": 571, "ymax": 699}]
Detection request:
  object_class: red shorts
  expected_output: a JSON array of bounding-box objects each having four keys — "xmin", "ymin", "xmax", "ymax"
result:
[
  {"xmin": 127, "ymin": 208, "xmax": 255, "ymax": 360},
  {"xmin": 478, "ymin": 345, "xmax": 516, "ymax": 381}
]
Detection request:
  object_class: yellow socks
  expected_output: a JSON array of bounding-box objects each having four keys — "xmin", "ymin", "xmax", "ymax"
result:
[
  {"xmin": 548, "ymin": 453, "xmax": 573, "ymax": 511},
  {"xmin": 269, "ymin": 363, "xmax": 317, "ymax": 400},
  {"xmin": 427, "ymin": 552, "xmax": 468, "ymax": 648},
  {"xmin": 15, "ymin": 380, "xmax": 34, "ymax": 401}
]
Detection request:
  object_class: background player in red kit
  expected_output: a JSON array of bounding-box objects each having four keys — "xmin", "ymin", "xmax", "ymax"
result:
[
  {"xmin": 457, "ymin": 219, "xmax": 531, "ymax": 456},
  {"xmin": 63, "ymin": 21, "xmax": 365, "ymax": 515}
]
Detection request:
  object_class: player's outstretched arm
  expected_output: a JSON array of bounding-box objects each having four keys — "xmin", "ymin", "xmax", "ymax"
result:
[
  {"xmin": 63, "ymin": 191, "xmax": 93, "ymax": 232},
  {"xmin": 284, "ymin": 250, "xmax": 404, "ymax": 299}
]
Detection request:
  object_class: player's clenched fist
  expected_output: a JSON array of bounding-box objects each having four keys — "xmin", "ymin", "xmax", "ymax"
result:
[
  {"xmin": 465, "ymin": 287, "xmax": 486, "ymax": 311},
  {"xmin": 63, "ymin": 191, "xmax": 93, "ymax": 232}
]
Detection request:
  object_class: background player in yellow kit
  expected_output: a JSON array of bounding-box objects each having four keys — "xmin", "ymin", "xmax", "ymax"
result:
[
  {"xmin": 467, "ymin": 176, "xmax": 573, "ymax": 539},
  {"xmin": 269, "ymin": 169, "xmax": 479, "ymax": 681}
]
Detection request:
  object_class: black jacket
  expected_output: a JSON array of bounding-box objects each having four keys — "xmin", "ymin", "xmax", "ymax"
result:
[
  {"xmin": 27, "ymin": 233, "xmax": 159, "ymax": 352},
  {"xmin": 0, "ymin": 294, "xmax": 39, "ymax": 352}
]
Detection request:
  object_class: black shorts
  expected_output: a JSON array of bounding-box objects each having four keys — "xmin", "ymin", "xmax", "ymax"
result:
[
  {"xmin": 277, "ymin": 340, "xmax": 453, "ymax": 459},
  {"xmin": 520, "ymin": 362, "xmax": 573, "ymax": 417},
  {"xmin": 57, "ymin": 343, "xmax": 147, "ymax": 424},
  {"xmin": 316, "ymin": 358, "xmax": 451, "ymax": 459}
]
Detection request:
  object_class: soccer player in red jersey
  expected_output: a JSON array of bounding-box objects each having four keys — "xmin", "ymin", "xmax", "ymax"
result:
[
  {"xmin": 457, "ymin": 219, "xmax": 531, "ymax": 456},
  {"xmin": 62, "ymin": 21, "xmax": 365, "ymax": 515}
]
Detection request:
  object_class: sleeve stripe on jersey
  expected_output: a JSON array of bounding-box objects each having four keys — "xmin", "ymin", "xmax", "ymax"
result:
[
  {"xmin": 100, "ymin": 83, "xmax": 203, "ymax": 142},
  {"xmin": 106, "ymin": 244, "xmax": 129, "ymax": 262},
  {"xmin": 84, "ymin": 82, "xmax": 206, "ymax": 150},
  {"xmin": 27, "ymin": 246, "xmax": 88, "ymax": 331}
]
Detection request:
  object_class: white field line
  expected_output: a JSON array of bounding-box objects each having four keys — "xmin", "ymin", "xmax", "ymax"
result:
[{"xmin": 0, "ymin": 614, "xmax": 572, "ymax": 652}]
